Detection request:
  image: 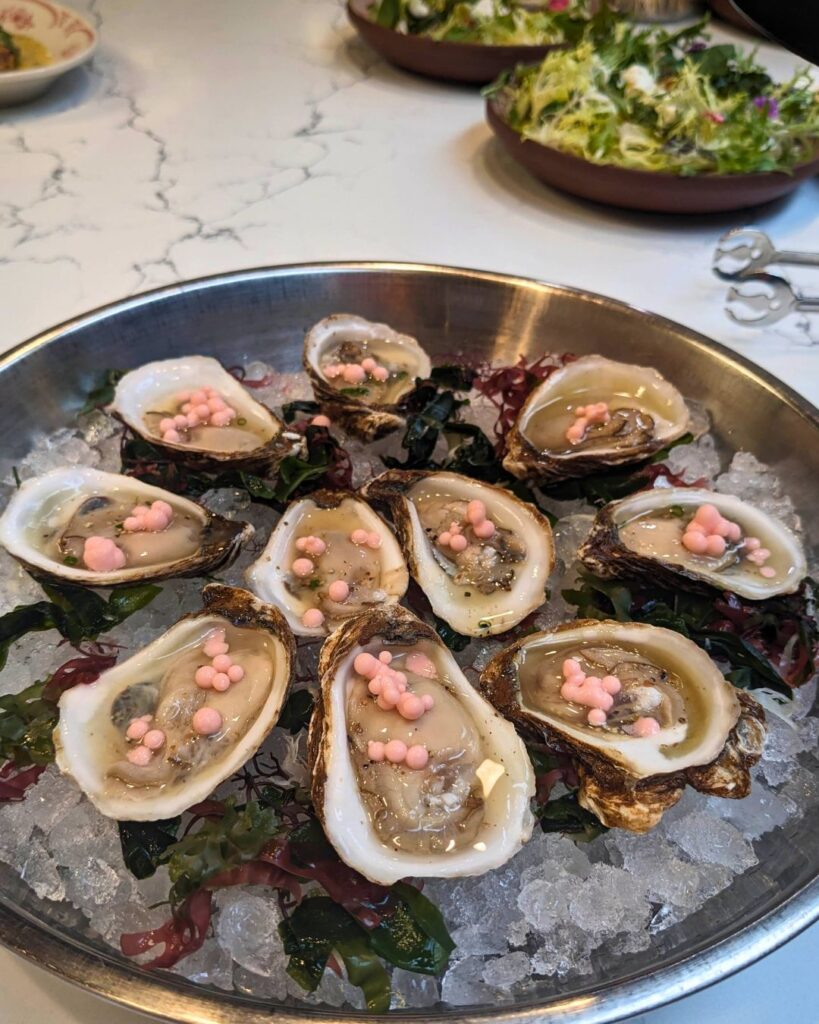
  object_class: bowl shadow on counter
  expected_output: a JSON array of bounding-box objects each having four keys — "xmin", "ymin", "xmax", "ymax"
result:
[
  {"xmin": 469, "ymin": 126, "xmax": 814, "ymax": 235},
  {"xmin": 0, "ymin": 64, "xmax": 96, "ymax": 123}
]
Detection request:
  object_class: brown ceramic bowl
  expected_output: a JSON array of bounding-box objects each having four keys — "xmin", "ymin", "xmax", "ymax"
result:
[
  {"xmin": 347, "ymin": 0, "xmax": 560, "ymax": 84},
  {"xmin": 709, "ymin": 0, "xmax": 766, "ymax": 38},
  {"xmin": 486, "ymin": 94, "xmax": 819, "ymax": 214}
]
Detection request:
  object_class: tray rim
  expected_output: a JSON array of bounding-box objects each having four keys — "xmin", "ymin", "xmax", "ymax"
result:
[{"xmin": 0, "ymin": 259, "xmax": 816, "ymax": 1024}]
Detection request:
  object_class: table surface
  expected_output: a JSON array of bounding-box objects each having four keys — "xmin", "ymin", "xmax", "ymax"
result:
[{"xmin": 0, "ymin": 0, "xmax": 816, "ymax": 1021}]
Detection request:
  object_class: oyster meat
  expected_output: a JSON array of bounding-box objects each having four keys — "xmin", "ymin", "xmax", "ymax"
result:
[
  {"xmin": 579, "ymin": 486, "xmax": 807, "ymax": 600},
  {"xmin": 109, "ymin": 356, "xmax": 293, "ymax": 469},
  {"xmin": 55, "ymin": 585, "xmax": 295, "ymax": 820},
  {"xmin": 363, "ymin": 469, "xmax": 554, "ymax": 636},
  {"xmin": 503, "ymin": 355, "xmax": 690, "ymax": 482},
  {"xmin": 304, "ymin": 314, "xmax": 431, "ymax": 441},
  {"xmin": 245, "ymin": 489, "xmax": 409, "ymax": 637},
  {"xmin": 0, "ymin": 467, "xmax": 253, "ymax": 587},
  {"xmin": 481, "ymin": 620, "xmax": 765, "ymax": 832},
  {"xmin": 310, "ymin": 606, "xmax": 534, "ymax": 884}
]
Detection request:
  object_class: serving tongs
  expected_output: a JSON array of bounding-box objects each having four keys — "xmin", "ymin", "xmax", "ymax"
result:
[
  {"xmin": 714, "ymin": 228, "xmax": 819, "ymax": 281},
  {"xmin": 726, "ymin": 274, "xmax": 819, "ymax": 327}
]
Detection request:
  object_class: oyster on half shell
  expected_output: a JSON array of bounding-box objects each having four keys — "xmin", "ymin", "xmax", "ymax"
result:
[
  {"xmin": 579, "ymin": 486, "xmax": 807, "ymax": 600},
  {"xmin": 304, "ymin": 314, "xmax": 431, "ymax": 441},
  {"xmin": 55, "ymin": 585, "xmax": 295, "ymax": 820},
  {"xmin": 0, "ymin": 467, "xmax": 253, "ymax": 588},
  {"xmin": 503, "ymin": 355, "xmax": 690, "ymax": 482},
  {"xmin": 310, "ymin": 606, "xmax": 534, "ymax": 884},
  {"xmin": 363, "ymin": 470, "xmax": 554, "ymax": 636},
  {"xmin": 110, "ymin": 356, "xmax": 295, "ymax": 471},
  {"xmin": 481, "ymin": 620, "xmax": 765, "ymax": 833},
  {"xmin": 245, "ymin": 489, "xmax": 409, "ymax": 637}
]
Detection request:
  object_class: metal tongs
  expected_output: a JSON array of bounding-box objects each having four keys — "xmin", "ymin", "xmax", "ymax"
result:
[{"xmin": 714, "ymin": 228, "xmax": 819, "ymax": 328}]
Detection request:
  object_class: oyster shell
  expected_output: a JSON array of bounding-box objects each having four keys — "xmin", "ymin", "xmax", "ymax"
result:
[
  {"xmin": 310, "ymin": 606, "xmax": 534, "ymax": 883},
  {"xmin": 481, "ymin": 620, "xmax": 764, "ymax": 832},
  {"xmin": 363, "ymin": 470, "xmax": 554, "ymax": 636},
  {"xmin": 0, "ymin": 467, "xmax": 253, "ymax": 588},
  {"xmin": 245, "ymin": 489, "xmax": 409, "ymax": 637},
  {"xmin": 110, "ymin": 356, "xmax": 293, "ymax": 470},
  {"xmin": 503, "ymin": 355, "xmax": 690, "ymax": 482},
  {"xmin": 55, "ymin": 584, "xmax": 295, "ymax": 820},
  {"xmin": 579, "ymin": 486, "xmax": 807, "ymax": 600},
  {"xmin": 304, "ymin": 314, "xmax": 431, "ymax": 441}
]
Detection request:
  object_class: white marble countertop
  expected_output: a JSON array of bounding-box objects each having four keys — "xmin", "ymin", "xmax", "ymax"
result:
[{"xmin": 0, "ymin": 0, "xmax": 816, "ymax": 1020}]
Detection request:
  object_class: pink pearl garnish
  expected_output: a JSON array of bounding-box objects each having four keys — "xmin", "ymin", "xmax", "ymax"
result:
[
  {"xmin": 126, "ymin": 718, "xmax": 149, "ymax": 741},
  {"xmin": 301, "ymin": 608, "xmax": 325, "ymax": 629},
  {"xmin": 351, "ymin": 529, "xmax": 369, "ymax": 545},
  {"xmin": 342, "ymin": 364, "xmax": 366, "ymax": 384},
  {"xmin": 450, "ymin": 534, "xmax": 468, "ymax": 552},
  {"xmin": 368, "ymin": 740, "xmax": 386, "ymax": 762},
  {"xmin": 632, "ymin": 717, "xmax": 661, "ymax": 737},
  {"xmin": 212, "ymin": 653, "xmax": 232, "ymax": 673},
  {"xmin": 365, "ymin": 532, "xmax": 382, "ymax": 549},
  {"xmin": 354, "ymin": 653, "xmax": 379, "ymax": 677},
  {"xmin": 397, "ymin": 693, "xmax": 425, "ymax": 720},
  {"xmin": 195, "ymin": 665, "xmax": 216, "ymax": 689},
  {"xmin": 466, "ymin": 499, "xmax": 486, "ymax": 525},
  {"xmin": 361, "ymin": 357, "xmax": 377, "ymax": 373},
  {"xmin": 83, "ymin": 536, "xmax": 127, "ymax": 572},
  {"xmin": 203, "ymin": 640, "xmax": 229, "ymax": 658},
  {"xmin": 473, "ymin": 519, "xmax": 495, "ymax": 539},
  {"xmin": 127, "ymin": 745, "xmax": 153, "ymax": 766},
  {"xmin": 372, "ymin": 366, "xmax": 389, "ymax": 382},
  {"xmin": 587, "ymin": 709, "xmax": 607, "ymax": 727},
  {"xmin": 292, "ymin": 558, "xmax": 314, "ymax": 578},
  {"xmin": 384, "ymin": 739, "xmax": 408, "ymax": 764},
  {"xmin": 193, "ymin": 707, "xmax": 223, "ymax": 736},
  {"xmin": 405, "ymin": 745, "xmax": 429, "ymax": 770},
  {"xmin": 421, "ymin": 693, "xmax": 434, "ymax": 710},
  {"xmin": 760, "ymin": 566, "xmax": 776, "ymax": 578},
  {"xmin": 212, "ymin": 672, "xmax": 231, "ymax": 692},
  {"xmin": 328, "ymin": 580, "xmax": 350, "ymax": 603},
  {"xmin": 304, "ymin": 536, "xmax": 327, "ymax": 557},
  {"xmin": 227, "ymin": 664, "xmax": 244, "ymax": 683},
  {"xmin": 705, "ymin": 535, "xmax": 726, "ymax": 557},
  {"xmin": 379, "ymin": 651, "xmax": 392, "ymax": 664},
  {"xmin": 143, "ymin": 729, "xmax": 165, "ymax": 751}
]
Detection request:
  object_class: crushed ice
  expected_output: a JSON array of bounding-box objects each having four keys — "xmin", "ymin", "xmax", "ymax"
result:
[{"xmin": 0, "ymin": 370, "xmax": 815, "ymax": 1009}]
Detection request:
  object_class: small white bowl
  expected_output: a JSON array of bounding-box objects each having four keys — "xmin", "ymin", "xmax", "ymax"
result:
[{"xmin": 0, "ymin": 0, "xmax": 97, "ymax": 106}]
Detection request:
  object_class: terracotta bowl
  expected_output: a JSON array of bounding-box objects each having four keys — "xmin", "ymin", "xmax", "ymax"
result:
[
  {"xmin": 347, "ymin": 0, "xmax": 559, "ymax": 84},
  {"xmin": 486, "ymin": 95, "xmax": 819, "ymax": 214},
  {"xmin": 0, "ymin": 0, "xmax": 97, "ymax": 106}
]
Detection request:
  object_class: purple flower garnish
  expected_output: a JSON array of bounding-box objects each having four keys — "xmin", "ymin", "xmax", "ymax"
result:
[
  {"xmin": 686, "ymin": 40, "xmax": 707, "ymax": 53},
  {"xmin": 753, "ymin": 96, "xmax": 780, "ymax": 119}
]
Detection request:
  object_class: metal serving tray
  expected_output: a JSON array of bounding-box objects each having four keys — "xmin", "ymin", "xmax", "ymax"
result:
[{"xmin": 0, "ymin": 262, "xmax": 816, "ymax": 1023}]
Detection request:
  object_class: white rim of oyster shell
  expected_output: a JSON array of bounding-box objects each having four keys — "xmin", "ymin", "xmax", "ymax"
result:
[
  {"xmin": 312, "ymin": 607, "xmax": 534, "ymax": 884},
  {"xmin": 304, "ymin": 313, "xmax": 431, "ymax": 408},
  {"xmin": 109, "ymin": 356, "xmax": 286, "ymax": 461},
  {"xmin": 496, "ymin": 621, "xmax": 740, "ymax": 779},
  {"xmin": 55, "ymin": 585, "xmax": 294, "ymax": 820},
  {"xmin": 245, "ymin": 491, "xmax": 409, "ymax": 637},
  {"xmin": 590, "ymin": 486, "xmax": 807, "ymax": 600},
  {"xmin": 366, "ymin": 470, "xmax": 555, "ymax": 636},
  {"xmin": 0, "ymin": 466, "xmax": 254, "ymax": 587},
  {"xmin": 511, "ymin": 354, "xmax": 690, "ymax": 463}
]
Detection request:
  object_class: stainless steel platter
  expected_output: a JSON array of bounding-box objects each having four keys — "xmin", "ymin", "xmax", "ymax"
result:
[{"xmin": 0, "ymin": 262, "xmax": 816, "ymax": 1023}]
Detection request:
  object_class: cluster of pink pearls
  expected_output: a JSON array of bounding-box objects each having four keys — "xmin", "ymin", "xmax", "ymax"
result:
[
  {"xmin": 83, "ymin": 499, "xmax": 176, "ymax": 573},
  {"xmin": 297, "ymin": 529, "xmax": 382, "ymax": 630},
  {"xmin": 560, "ymin": 657, "xmax": 622, "ymax": 728},
  {"xmin": 194, "ymin": 628, "xmax": 245, "ymax": 696},
  {"xmin": 566, "ymin": 401, "xmax": 611, "ymax": 444},
  {"xmin": 744, "ymin": 536, "xmax": 775, "ymax": 577},
  {"xmin": 123, "ymin": 499, "xmax": 174, "ymax": 533},
  {"xmin": 357, "ymin": 650, "xmax": 435, "ymax": 770},
  {"xmin": 438, "ymin": 499, "xmax": 495, "ymax": 551},
  {"xmin": 159, "ymin": 386, "xmax": 237, "ymax": 444},
  {"xmin": 682, "ymin": 504, "xmax": 742, "ymax": 558},
  {"xmin": 125, "ymin": 714, "xmax": 166, "ymax": 766},
  {"xmin": 83, "ymin": 535, "xmax": 127, "ymax": 572},
  {"xmin": 324, "ymin": 357, "xmax": 390, "ymax": 386},
  {"xmin": 560, "ymin": 658, "xmax": 660, "ymax": 736}
]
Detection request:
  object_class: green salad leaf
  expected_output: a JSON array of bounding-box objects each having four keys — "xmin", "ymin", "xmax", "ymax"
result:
[{"xmin": 497, "ymin": 13, "xmax": 819, "ymax": 175}]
